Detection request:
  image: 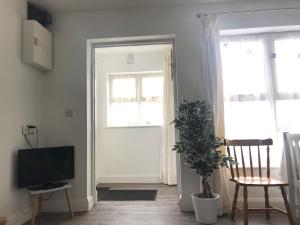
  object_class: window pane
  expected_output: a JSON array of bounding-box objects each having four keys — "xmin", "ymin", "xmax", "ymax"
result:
[
  {"xmin": 140, "ymin": 102, "xmax": 162, "ymax": 125},
  {"xmin": 275, "ymin": 39, "xmax": 300, "ymax": 94},
  {"xmin": 276, "ymin": 100, "xmax": 300, "ymax": 133},
  {"xmin": 108, "ymin": 74, "xmax": 163, "ymax": 127},
  {"xmin": 221, "ymin": 40, "xmax": 267, "ymax": 97},
  {"xmin": 224, "ymin": 101, "xmax": 278, "ymax": 166},
  {"xmin": 142, "ymin": 77, "xmax": 163, "ymax": 98},
  {"xmin": 224, "ymin": 101, "xmax": 275, "ymax": 139},
  {"xmin": 109, "ymin": 103, "xmax": 139, "ymax": 127},
  {"xmin": 111, "ymin": 78, "xmax": 136, "ymax": 99}
]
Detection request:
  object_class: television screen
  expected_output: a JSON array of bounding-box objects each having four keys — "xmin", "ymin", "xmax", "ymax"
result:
[{"xmin": 17, "ymin": 146, "xmax": 74, "ymax": 188}]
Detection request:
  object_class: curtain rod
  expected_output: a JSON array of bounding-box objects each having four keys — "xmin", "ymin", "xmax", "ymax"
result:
[{"xmin": 196, "ymin": 6, "xmax": 300, "ymax": 17}]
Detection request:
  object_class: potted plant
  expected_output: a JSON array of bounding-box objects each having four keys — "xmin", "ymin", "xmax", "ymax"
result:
[{"xmin": 173, "ymin": 100, "xmax": 234, "ymax": 224}]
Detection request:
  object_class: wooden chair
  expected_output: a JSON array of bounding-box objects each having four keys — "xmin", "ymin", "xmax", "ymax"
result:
[
  {"xmin": 284, "ymin": 132, "xmax": 300, "ymax": 220},
  {"xmin": 0, "ymin": 217, "xmax": 7, "ymax": 225},
  {"xmin": 224, "ymin": 139, "xmax": 294, "ymax": 225}
]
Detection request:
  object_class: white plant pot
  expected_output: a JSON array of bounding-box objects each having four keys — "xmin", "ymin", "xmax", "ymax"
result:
[{"xmin": 191, "ymin": 193, "xmax": 220, "ymax": 224}]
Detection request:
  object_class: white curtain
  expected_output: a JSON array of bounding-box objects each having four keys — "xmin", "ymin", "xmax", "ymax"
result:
[
  {"xmin": 160, "ymin": 51, "xmax": 177, "ymax": 185},
  {"xmin": 198, "ymin": 14, "xmax": 232, "ymax": 214}
]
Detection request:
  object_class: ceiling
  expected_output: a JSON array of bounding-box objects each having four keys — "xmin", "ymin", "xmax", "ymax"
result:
[{"xmin": 30, "ymin": 0, "xmax": 240, "ymax": 13}]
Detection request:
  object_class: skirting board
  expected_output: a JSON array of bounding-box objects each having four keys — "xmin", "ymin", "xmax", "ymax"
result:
[
  {"xmin": 237, "ymin": 197, "xmax": 284, "ymax": 208},
  {"xmin": 42, "ymin": 195, "xmax": 94, "ymax": 212},
  {"xmin": 96, "ymin": 174, "xmax": 161, "ymax": 184},
  {"xmin": 180, "ymin": 197, "xmax": 285, "ymax": 212},
  {"xmin": 7, "ymin": 196, "xmax": 94, "ymax": 225},
  {"xmin": 179, "ymin": 195, "xmax": 194, "ymax": 212},
  {"xmin": 7, "ymin": 208, "xmax": 31, "ymax": 225}
]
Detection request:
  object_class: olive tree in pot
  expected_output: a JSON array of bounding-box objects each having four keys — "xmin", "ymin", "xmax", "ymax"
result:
[{"xmin": 173, "ymin": 100, "xmax": 234, "ymax": 224}]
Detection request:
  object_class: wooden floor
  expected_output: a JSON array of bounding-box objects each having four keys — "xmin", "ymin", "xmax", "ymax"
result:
[{"xmin": 26, "ymin": 184, "xmax": 295, "ymax": 225}]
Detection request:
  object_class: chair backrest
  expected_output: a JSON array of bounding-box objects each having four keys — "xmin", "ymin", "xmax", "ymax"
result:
[
  {"xmin": 284, "ymin": 132, "xmax": 300, "ymax": 182},
  {"xmin": 224, "ymin": 139, "xmax": 273, "ymax": 179}
]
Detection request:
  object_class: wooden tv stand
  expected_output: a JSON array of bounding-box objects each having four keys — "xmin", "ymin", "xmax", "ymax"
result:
[{"xmin": 29, "ymin": 183, "xmax": 74, "ymax": 225}]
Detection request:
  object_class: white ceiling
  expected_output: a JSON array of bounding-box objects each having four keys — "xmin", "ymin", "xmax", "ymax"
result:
[{"xmin": 30, "ymin": 0, "xmax": 240, "ymax": 13}]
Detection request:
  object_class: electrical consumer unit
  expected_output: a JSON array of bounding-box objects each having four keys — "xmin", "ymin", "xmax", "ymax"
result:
[{"xmin": 22, "ymin": 20, "xmax": 52, "ymax": 71}]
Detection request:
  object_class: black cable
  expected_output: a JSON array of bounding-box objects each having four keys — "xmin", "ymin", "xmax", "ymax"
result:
[
  {"xmin": 24, "ymin": 134, "xmax": 34, "ymax": 149},
  {"xmin": 35, "ymin": 127, "xmax": 39, "ymax": 149},
  {"xmin": 42, "ymin": 192, "xmax": 55, "ymax": 201},
  {"xmin": 23, "ymin": 126, "xmax": 39, "ymax": 149}
]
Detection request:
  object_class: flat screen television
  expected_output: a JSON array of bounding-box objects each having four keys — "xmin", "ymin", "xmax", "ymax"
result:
[{"xmin": 17, "ymin": 146, "xmax": 74, "ymax": 188}]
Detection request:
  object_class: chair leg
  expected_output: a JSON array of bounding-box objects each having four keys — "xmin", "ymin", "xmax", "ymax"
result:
[
  {"xmin": 264, "ymin": 186, "xmax": 270, "ymax": 219},
  {"xmin": 280, "ymin": 186, "xmax": 295, "ymax": 225},
  {"xmin": 243, "ymin": 186, "xmax": 248, "ymax": 225},
  {"xmin": 288, "ymin": 184, "xmax": 297, "ymax": 219},
  {"xmin": 231, "ymin": 184, "xmax": 239, "ymax": 220}
]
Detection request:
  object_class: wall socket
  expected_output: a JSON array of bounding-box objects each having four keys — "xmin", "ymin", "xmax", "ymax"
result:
[
  {"xmin": 21, "ymin": 126, "xmax": 35, "ymax": 135},
  {"xmin": 65, "ymin": 109, "xmax": 74, "ymax": 118}
]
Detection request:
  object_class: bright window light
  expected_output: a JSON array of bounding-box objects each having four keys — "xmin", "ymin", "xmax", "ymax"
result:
[
  {"xmin": 112, "ymin": 78, "xmax": 136, "ymax": 99},
  {"xmin": 221, "ymin": 34, "xmax": 300, "ymax": 167},
  {"xmin": 142, "ymin": 77, "xmax": 163, "ymax": 99},
  {"xmin": 275, "ymin": 39, "xmax": 300, "ymax": 94},
  {"xmin": 221, "ymin": 41, "xmax": 267, "ymax": 97},
  {"xmin": 107, "ymin": 72, "xmax": 163, "ymax": 127}
]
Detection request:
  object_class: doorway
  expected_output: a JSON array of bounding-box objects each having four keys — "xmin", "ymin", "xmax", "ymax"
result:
[{"xmin": 88, "ymin": 36, "xmax": 178, "ymax": 204}]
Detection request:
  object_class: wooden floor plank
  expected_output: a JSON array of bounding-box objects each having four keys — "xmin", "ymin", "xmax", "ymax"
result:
[{"xmin": 24, "ymin": 184, "xmax": 295, "ymax": 225}]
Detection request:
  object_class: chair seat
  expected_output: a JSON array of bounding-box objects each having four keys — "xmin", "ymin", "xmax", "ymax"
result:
[{"xmin": 231, "ymin": 177, "xmax": 288, "ymax": 186}]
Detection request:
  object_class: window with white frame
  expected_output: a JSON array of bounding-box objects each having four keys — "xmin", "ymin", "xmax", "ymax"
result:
[
  {"xmin": 220, "ymin": 32, "xmax": 300, "ymax": 167},
  {"xmin": 107, "ymin": 72, "xmax": 163, "ymax": 127}
]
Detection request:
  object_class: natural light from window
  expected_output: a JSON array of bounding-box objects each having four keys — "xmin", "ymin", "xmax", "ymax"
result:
[
  {"xmin": 220, "ymin": 33, "xmax": 300, "ymax": 167},
  {"xmin": 107, "ymin": 72, "xmax": 163, "ymax": 127}
]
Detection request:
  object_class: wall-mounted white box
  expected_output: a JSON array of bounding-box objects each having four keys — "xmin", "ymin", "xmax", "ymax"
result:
[{"xmin": 22, "ymin": 20, "xmax": 52, "ymax": 71}]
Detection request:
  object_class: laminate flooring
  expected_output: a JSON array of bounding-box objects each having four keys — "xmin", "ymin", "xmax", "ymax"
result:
[{"xmin": 25, "ymin": 183, "xmax": 295, "ymax": 225}]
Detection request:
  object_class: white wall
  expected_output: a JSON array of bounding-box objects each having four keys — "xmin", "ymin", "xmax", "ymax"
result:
[
  {"xmin": 95, "ymin": 50, "xmax": 167, "ymax": 183},
  {"xmin": 45, "ymin": 0, "xmax": 300, "ymax": 213},
  {"xmin": 0, "ymin": 0, "xmax": 45, "ymax": 224}
]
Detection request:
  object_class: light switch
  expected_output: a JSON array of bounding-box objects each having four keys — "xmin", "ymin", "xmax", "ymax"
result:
[{"xmin": 65, "ymin": 109, "xmax": 73, "ymax": 118}]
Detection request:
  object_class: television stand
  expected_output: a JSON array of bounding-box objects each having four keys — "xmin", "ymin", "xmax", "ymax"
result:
[
  {"xmin": 28, "ymin": 183, "xmax": 74, "ymax": 225},
  {"xmin": 29, "ymin": 182, "xmax": 67, "ymax": 191}
]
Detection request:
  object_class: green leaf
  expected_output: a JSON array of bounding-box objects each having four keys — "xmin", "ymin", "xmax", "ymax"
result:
[{"xmin": 173, "ymin": 99, "xmax": 236, "ymax": 198}]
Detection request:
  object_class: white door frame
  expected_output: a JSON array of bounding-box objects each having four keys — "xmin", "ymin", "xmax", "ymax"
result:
[{"xmin": 87, "ymin": 35, "xmax": 178, "ymax": 205}]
